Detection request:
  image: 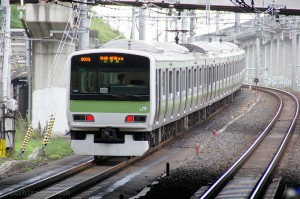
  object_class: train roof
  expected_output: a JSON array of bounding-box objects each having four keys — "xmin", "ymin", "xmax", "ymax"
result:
[
  {"xmin": 182, "ymin": 42, "xmax": 239, "ymax": 53},
  {"xmin": 101, "ymin": 39, "xmax": 240, "ymax": 55},
  {"xmin": 100, "ymin": 39, "xmax": 190, "ymax": 54}
]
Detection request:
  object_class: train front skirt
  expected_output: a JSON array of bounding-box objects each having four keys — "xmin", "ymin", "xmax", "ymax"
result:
[{"xmin": 71, "ymin": 134, "xmax": 149, "ymax": 156}]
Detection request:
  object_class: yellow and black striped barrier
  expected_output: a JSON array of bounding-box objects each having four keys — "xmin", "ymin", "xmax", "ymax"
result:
[
  {"xmin": 20, "ymin": 124, "xmax": 33, "ymax": 154},
  {"xmin": 0, "ymin": 139, "xmax": 6, "ymax": 158},
  {"xmin": 43, "ymin": 115, "xmax": 55, "ymax": 146}
]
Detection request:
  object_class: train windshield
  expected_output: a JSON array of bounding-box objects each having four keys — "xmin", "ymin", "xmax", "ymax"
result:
[{"xmin": 70, "ymin": 53, "xmax": 150, "ymax": 101}]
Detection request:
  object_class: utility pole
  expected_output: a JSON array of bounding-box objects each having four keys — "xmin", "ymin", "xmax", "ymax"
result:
[
  {"xmin": 78, "ymin": 0, "xmax": 89, "ymax": 50},
  {"xmin": 181, "ymin": 10, "xmax": 189, "ymax": 43},
  {"xmin": 0, "ymin": 0, "xmax": 14, "ymax": 157},
  {"xmin": 189, "ymin": 10, "xmax": 196, "ymax": 43},
  {"xmin": 130, "ymin": 8, "xmax": 137, "ymax": 40},
  {"xmin": 139, "ymin": 6, "xmax": 146, "ymax": 40},
  {"xmin": 255, "ymin": 14, "xmax": 261, "ymax": 80},
  {"xmin": 235, "ymin": 13, "xmax": 241, "ymax": 34}
]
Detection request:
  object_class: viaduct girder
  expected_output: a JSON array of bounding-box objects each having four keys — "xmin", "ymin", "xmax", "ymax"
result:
[{"xmin": 7, "ymin": 0, "xmax": 300, "ymax": 15}]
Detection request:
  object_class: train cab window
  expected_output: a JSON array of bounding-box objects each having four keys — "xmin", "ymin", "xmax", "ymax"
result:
[{"xmin": 70, "ymin": 53, "xmax": 150, "ymax": 101}]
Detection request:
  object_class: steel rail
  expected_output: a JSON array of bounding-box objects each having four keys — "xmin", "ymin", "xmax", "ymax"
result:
[
  {"xmin": 0, "ymin": 159, "xmax": 95, "ymax": 199},
  {"xmin": 249, "ymin": 88, "xmax": 299, "ymax": 199},
  {"xmin": 200, "ymin": 86, "xmax": 284, "ymax": 199}
]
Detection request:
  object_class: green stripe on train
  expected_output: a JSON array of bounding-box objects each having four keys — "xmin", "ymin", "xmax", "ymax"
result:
[{"xmin": 70, "ymin": 100, "xmax": 150, "ymax": 113}]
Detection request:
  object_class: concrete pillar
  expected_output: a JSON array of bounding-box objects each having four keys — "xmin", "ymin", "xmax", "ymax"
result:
[
  {"xmin": 32, "ymin": 42, "xmax": 72, "ymax": 133},
  {"xmin": 270, "ymin": 39, "xmax": 273, "ymax": 76},
  {"xmin": 292, "ymin": 25, "xmax": 297, "ymax": 90},
  {"xmin": 252, "ymin": 43, "xmax": 255, "ymax": 78},
  {"xmin": 283, "ymin": 41, "xmax": 286, "ymax": 77},
  {"xmin": 255, "ymin": 38, "xmax": 261, "ymax": 78},
  {"xmin": 276, "ymin": 37, "xmax": 280, "ymax": 76},
  {"xmin": 298, "ymin": 34, "xmax": 300, "ymax": 65},
  {"xmin": 25, "ymin": 3, "xmax": 74, "ymax": 134}
]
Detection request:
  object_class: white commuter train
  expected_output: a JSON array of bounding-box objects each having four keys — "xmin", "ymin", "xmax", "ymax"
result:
[{"xmin": 66, "ymin": 39, "xmax": 246, "ymax": 156}]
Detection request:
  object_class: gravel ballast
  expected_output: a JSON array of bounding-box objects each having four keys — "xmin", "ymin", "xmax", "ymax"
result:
[{"xmin": 139, "ymin": 88, "xmax": 279, "ymax": 199}]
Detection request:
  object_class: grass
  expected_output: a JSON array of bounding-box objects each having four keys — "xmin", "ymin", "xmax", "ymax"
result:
[{"xmin": 12, "ymin": 116, "xmax": 73, "ymax": 161}]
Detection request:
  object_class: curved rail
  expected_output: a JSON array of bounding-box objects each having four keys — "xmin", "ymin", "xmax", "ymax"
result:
[
  {"xmin": 249, "ymin": 88, "xmax": 299, "ymax": 198},
  {"xmin": 200, "ymin": 86, "xmax": 299, "ymax": 199}
]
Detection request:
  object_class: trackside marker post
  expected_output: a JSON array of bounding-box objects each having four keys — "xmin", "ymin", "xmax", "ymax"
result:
[
  {"xmin": 196, "ymin": 144, "xmax": 199, "ymax": 156},
  {"xmin": 166, "ymin": 162, "xmax": 170, "ymax": 176},
  {"xmin": 212, "ymin": 129, "xmax": 217, "ymax": 137}
]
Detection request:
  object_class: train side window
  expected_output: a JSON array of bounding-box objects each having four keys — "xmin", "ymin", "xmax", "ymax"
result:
[
  {"xmin": 218, "ymin": 64, "xmax": 220, "ymax": 81},
  {"xmin": 216, "ymin": 65, "xmax": 218, "ymax": 81},
  {"xmin": 169, "ymin": 71, "xmax": 173, "ymax": 95},
  {"xmin": 212, "ymin": 66, "xmax": 214, "ymax": 83},
  {"xmin": 199, "ymin": 68, "xmax": 202, "ymax": 87},
  {"xmin": 182, "ymin": 70, "xmax": 186, "ymax": 93},
  {"xmin": 194, "ymin": 68, "xmax": 197, "ymax": 88},
  {"xmin": 162, "ymin": 71, "xmax": 166, "ymax": 98},
  {"xmin": 188, "ymin": 69, "xmax": 191, "ymax": 92},
  {"xmin": 204, "ymin": 67, "xmax": 207, "ymax": 86},
  {"xmin": 223, "ymin": 64, "xmax": 225, "ymax": 79},
  {"xmin": 157, "ymin": 69, "xmax": 160, "ymax": 102},
  {"xmin": 208, "ymin": 67, "xmax": 211, "ymax": 86},
  {"xmin": 176, "ymin": 71, "xmax": 179, "ymax": 95}
]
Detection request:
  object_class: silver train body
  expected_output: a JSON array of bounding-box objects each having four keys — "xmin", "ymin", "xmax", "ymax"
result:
[{"xmin": 66, "ymin": 40, "xmax": 246, "ymax": 156}]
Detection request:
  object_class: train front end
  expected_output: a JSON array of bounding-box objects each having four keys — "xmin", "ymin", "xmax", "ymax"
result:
[{"xmin": 66, "ymin": 50, "xmax": 155, "ymax": 156}]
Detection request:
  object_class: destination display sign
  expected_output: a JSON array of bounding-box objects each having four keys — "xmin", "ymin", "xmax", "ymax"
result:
[{"xmin": 99, "ymin": 55, "xmax": 124, "ymax": 64}]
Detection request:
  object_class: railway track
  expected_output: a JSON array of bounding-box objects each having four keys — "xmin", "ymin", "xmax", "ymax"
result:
[
  {"xmin": 199, "ymin": 86, "xmax": 299, "ymax": 199},
  {"xmin": 0, "ymin": 125, "xmax": 186, "ymax": 199}
]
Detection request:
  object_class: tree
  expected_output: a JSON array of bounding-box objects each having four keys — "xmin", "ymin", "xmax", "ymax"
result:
[
  {"xmin": 11, "ymin": 5, "xmax": 23, "ymax": 28},
  {"xmin": 90, "ymin": 18, "xmax": 125, "ymax": 44}
]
